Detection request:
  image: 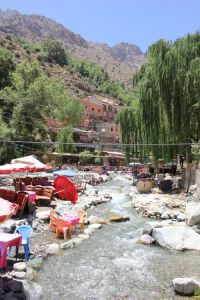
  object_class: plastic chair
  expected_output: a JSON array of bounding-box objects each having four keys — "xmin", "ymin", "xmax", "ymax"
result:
[
  {"xmin": 14, "ymin": 225, "xmax": 33, "ymax": 260},
  {"xmin": 48, "ymin": 210, "xmax": 57, "ymax": 230},
  {"xmin": 54, "ymin": 218, "xmax": 72, "ymax": 239},
  {"xmin": 77, "ymin": 210, "xmax": 87, "ymax": 233}
]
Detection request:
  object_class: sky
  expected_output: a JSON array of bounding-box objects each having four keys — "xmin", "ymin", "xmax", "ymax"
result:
[{"xmin": 0, "ymin": 0, "xmax": 199, "ymax": 52}]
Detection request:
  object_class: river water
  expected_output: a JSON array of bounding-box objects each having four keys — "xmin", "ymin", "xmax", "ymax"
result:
[{"xmin": 37, "ymin": 175, "xmax": 200, "ymax": 300}]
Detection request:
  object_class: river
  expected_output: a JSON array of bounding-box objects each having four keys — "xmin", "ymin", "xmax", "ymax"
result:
[{"xmin": 37, "ymin": 175, "xmax": 200, "ymax": 300}]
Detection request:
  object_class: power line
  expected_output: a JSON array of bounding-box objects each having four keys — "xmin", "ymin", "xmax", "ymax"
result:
[{"xmin": 0, "ymin": 139, "xmax": 198, "ymax": 146}]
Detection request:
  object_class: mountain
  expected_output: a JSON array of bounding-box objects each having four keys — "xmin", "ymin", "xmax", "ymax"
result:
[{"xmin": 0, "ymin": 9, "xmax": 144, "ymax": 85}]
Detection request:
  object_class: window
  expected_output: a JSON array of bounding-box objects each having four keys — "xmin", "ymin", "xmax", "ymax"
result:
[
  {"xmin": 92, "ymin": 108, "xmax": 94, "ymax": 111},
  {"xmin": 116, "ymin": 128, "xmax": 118, "ymax": 132},
  {"xmin": 98, "ymin": 109, "xmax": 100, "ymax": 113},
  {"xmin": 111, "ymin": 128, "xmax": 113, "ymax": 132}
]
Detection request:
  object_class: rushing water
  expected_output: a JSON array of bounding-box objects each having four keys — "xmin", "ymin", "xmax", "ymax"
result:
[{"xmin": 37, "ymin": 175, "xmax": 200, "ymax": 300}]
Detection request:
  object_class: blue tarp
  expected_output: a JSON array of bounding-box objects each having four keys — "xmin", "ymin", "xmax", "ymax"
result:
[{"xmin": 53, "ymin": 170, "xmax": 77, "ymax": 177}]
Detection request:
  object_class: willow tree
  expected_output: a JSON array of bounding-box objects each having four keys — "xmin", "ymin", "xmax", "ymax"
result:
[
  {"xmin": 116, "ymin": 106, "xmax": 138, "ymax": 162},
  {"xmin": 134, "ymin": 32, "xmax": 200, "ymax": 164}
]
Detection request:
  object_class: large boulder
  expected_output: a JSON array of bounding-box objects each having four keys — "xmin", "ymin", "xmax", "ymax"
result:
[
  {"xmin": 143, "ymin": 221, "xmax": 163, "ymax": 235},
  {"xmin": 172, "ymin": 277, "xmax": 200, "ymax": 295},
  {"xmin": 152, "ymin": 225, "xmax": 200, "ymax": 251},
  {"xmin": 188, "ymin": 206, "xmax": 200, "ymax": 226}
]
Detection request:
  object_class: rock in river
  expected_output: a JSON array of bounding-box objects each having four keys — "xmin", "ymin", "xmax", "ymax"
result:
[
  {"xmin": 108, "ymin": 211, "xmax": 130, "ymax": 222},
  {"xmin": 152, "ymin": 225, "xmax": 200, "ymax": 251},
  {"xmin": 172, "ymin": 277, "xmax": 200, "ymax": 295},
  {"xmin": 188, "ymin": 205, "xmax": 200, "ymax": 226},
  {"xmin": 139, "ymin": 234, "xmax": 155, "ymax": 245}
]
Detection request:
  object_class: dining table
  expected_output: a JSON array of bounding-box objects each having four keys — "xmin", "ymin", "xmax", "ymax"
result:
[
  {"xmin": 61, "ymin": 215, "xmax": 80, "ymax": 227},
  {"xmin": 0, "ymin": 233, "xmax": 22, "ymax": 268}
]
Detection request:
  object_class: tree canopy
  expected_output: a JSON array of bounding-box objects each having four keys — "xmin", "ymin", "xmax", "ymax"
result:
[{"xmin": 117, "ymin": 32, "xmax": 200, "ymax": 164}]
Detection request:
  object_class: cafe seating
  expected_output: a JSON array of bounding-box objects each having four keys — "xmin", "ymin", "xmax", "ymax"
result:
[
  {"xmin": 77, "ymin": 210, "xmax": 87, "ymax": 232},
  {"xmin": 54, "ymin": 218, "xmax": 72, "ymax": 239}
]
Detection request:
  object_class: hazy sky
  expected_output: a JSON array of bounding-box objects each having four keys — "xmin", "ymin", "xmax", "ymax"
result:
[{"xmin": 0, "ymin": 0, "xmax": 199, "ymax": 51}]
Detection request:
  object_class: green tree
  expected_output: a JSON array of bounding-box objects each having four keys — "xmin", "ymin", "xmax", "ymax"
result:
[
  {"xmin": 55, "ymin": 125, "xmax": 75, "ymax": 153},
  {"xmin": 0, "ymin": 48, "xmax": 14, "ymax": 89},
  {"xmin": 42, "ymin": 40, "xmax": 69, "ymax": 66}
]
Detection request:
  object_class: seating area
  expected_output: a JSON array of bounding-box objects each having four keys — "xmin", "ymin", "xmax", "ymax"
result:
[
  {"xmin": 48, "ymin": 209, "xmax": 87, "ymax": 240},
  {"xmin": 25, "ymin": 186, "xmax": 54, "ymax": 205},
  {"xmin": 0, "ymin": 189, "xmax": 30, "ymax": 216}
]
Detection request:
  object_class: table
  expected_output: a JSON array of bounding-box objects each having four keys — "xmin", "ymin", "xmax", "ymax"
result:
[
  {"xmin": 62, "ymin": 215, "xmax": 80, "ymax": 226},
  {"xmin": 0, "ymin": 233, "xmax": 22, "ymax": 268}
]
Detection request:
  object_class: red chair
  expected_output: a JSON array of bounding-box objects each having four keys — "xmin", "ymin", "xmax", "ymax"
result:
[
  {"xmin": 54, "ymin": 218, "xmax": 72, "ymax": 239},
  {"xmin": 15, "ymin": 193, "xmax": 28, "ymax": 216},
  {"xmin": 48, "ymin": 210, "xmax": 57, "ymax": 230}
]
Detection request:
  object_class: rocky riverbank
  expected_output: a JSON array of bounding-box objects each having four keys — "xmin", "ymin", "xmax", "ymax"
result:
[{"xmin": 0, "ymin": 172, "xmax": 132, "ymax": 299}]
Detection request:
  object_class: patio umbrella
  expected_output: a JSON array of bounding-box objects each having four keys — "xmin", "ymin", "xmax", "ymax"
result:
[
  {"xmin": 54, "ymin": 176, "xmax": 78, "ymax": 204},
  {"xmin": 11, "ymin": 155, "xmax": 52, "ymax": 172},
  {"xmin": 0, "ymin": 198, "xmax": 18, "ymax": 222},
  {"xmin": 53, "ymin": 170, "xmax": 77, "ymax": 177},
  {"xmin": 0, "ymin": 163, "xmax": 31, "ymax": 175}
]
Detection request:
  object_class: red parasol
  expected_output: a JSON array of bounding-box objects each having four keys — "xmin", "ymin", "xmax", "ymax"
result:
[
  {"xmin": 0, "ymin": 198, "xmax": 18, "ymax": 222},
  {"xmin": 54, "ymin": 176, "xmax": 78, "ymax": 204},
  {"xmin": 0, "ymin": 163, "xmax": 30, "ymax": 174}
]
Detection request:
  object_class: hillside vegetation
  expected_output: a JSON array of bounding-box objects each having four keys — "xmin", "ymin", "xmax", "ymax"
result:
[{"xmin": 0, "ymin": 9, "xmax": 144, "ymax": 85}]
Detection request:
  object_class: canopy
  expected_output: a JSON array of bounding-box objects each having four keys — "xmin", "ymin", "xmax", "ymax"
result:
[
  {"xmin": 11, "ymin": 155, "xmax": 52, "ymax": 172},
  {"xmin": 0, "ymin": 198, "xmax": 18, "ymax": 222},
  {"xmin": 54, "ymin": 176, "xmax": 78, "ymax": 204},
  {"xmin": 53, "ymin": 170, "xmax": 77, "ymax": 178},
  {"xmin": 0, "ymin": 163, "xmax": 31, "ymax": 175}
]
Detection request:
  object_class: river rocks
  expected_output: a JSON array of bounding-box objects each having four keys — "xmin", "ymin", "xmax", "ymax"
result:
[
  {"xmin": 13, "ymin": 262, "xmax": 26, "ymax": 272},
  {"xmin": 188, "ymin": 185, "xmax": 199, "ymax": 196},
  {"xmin": 143, "ymin": 221, "xmax": 163, "ymax": 235},
  {"xmin": 61, "ymin": 240, "xmax": 74, "ymax": 250},
  {"xmin": 139, "ymin": 234, "xmax": 155, "ymax": 245},
  {"xmin": 188, "ymin": 205, "xmax": 200, "ymax": 226},
  {"xmin": 13, "ymin": 272, "xmax": 26, "ymax": 280},
  {"xmin": 27, "ymin": 257, "xmax": 43, "ymax": 271},
  {"xmin": 78, "ymin": 234, "xmax": 90, "ymax": 240},
  {"xmin": 108, "ymin": 212, "xmax": 130, "ymax": 222},
  {"xmin": 46, "ymin": 243, "xmax": 60, "ymax": 255},
  {"xmin": 84, "ymin": 228, "xmax": 94, "ymax": 235},
  {"xmin": 161, "ymin": 212, "xmax": 170, "ymax": 220},
  {"xmin": 26, "ymin": 267, "xmax": 38, "ymax": 281},
  {"xmin": 36, "ymin": 210, "xmax": 51, "ymax": 221},
  {"xmin": 172, "ymin": 277, "xmax": 200, "ymax": 295},
  {"xmin": 177, "ymin": 213, "xmax": 186, "ymax": 222},
  {"xmin": 152, "ymin": 225, "xmax": 200, "ymax": 251},
  {"xmin": 88, "ymin": 224, "xmax": 102, "ymax": 230},
  {"xmin": 88, "ymin": 216, "xmax": 105, "ymax": 224},
  {"xmin": 72, "ymin": 237, "xmax": 83, "ymax": 247}
]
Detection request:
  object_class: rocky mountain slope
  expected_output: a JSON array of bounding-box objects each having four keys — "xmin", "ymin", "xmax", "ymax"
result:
[{"xmin": 0, "ymin": 9, "xmax": 144, "ymax": 85}]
